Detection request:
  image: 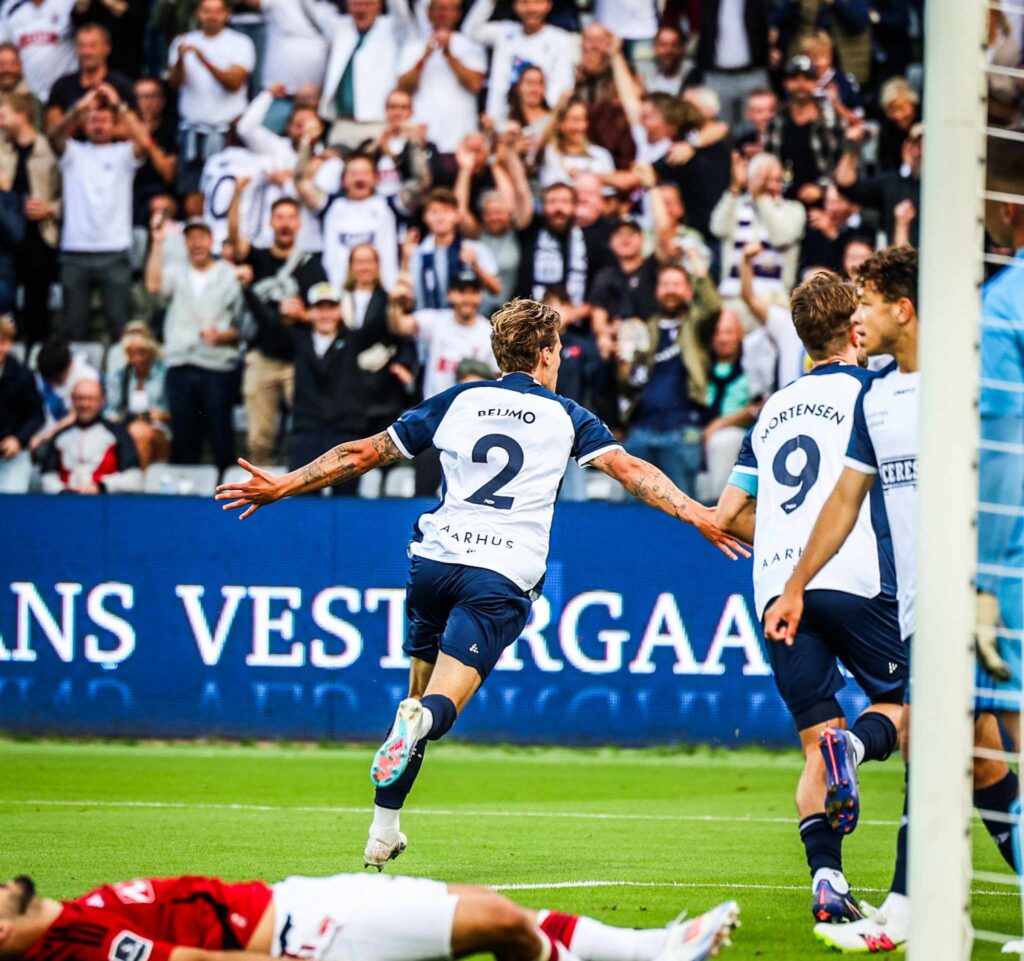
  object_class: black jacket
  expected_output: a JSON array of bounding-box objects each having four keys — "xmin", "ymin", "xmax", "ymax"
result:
[
  {"xmin": 0, "ymin": 354, "xmax": 44, "ymax": 446},
  {"xmin": 838, "ymin": 170, "xmax": 920, "ymax": 247},
  {"xmin": 291, "ymin": 287, "xmax": 418, "ymax": 436},
  {"xmin": 696, "ymin": 0, "xmax": 770, "ymax": 71}
]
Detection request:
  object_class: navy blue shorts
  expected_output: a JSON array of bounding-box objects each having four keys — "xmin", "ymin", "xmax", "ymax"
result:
[
  {"xmin": 404, "ymin": 556, "xmax": 533, "ymax": 681},
  {"xmin": 765, "ymin": 589, "xmax": 907, "ymax": 731}
]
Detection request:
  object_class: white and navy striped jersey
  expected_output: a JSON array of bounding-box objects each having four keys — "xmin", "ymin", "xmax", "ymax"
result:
[
  {"xmin": 729, "ymin": 362, "xmax": 896, "ymax": 619},
  {"xmin": 845, "ymin": 364, "xmax": 919, "ymax": 640},
  {"xmin": 387, "ymin": 372, "xmax": 622, "ymax": 591}
]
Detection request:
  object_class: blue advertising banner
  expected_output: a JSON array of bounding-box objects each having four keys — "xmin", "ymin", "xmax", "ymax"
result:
[{"xmin": 0, "ymin": 496, "xmax": 869, "ymax": 746}]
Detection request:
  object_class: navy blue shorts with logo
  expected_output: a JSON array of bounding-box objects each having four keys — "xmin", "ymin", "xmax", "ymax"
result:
[
  {"xmin": 765, "ymin": 589, "xmax": 907, "ymax": 730},
  {"xmin": 404, "ymin": 556, "xmax": 533, "ymax": 680}
]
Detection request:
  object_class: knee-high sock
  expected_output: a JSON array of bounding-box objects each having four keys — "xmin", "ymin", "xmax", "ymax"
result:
[
  {"xmin": 420, "ymin": 693, "xmax": 457, "ymax": 741},
  {"xmin": 891, "ymin": 766, "xmax": 909, "ymax": 896},
  {"xmin": 848, "ymin": 712, "xmax": 899, "ymax": 764},
  {"xmin": 975, "ymin": 769, "xmax": 1022, "ymax": 873},
  {"xmin": 374, "ymin": 739, "xmax": 427, "ymax": 811},
  {"xmin": 538, "ymin": 911, "xmax": 668, "ymax": 961},
  {"xmin": 799, "ymin": 813, "xmax": 843, "ymax": 877}
]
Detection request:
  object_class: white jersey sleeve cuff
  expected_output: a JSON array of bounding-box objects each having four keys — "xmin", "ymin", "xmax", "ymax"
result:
[
  {"xmin": 387, "ymin": 425, "xmax": 413, "ymax": 460},
  {"xmin": 577, "ymin": 443, "xmax": 623, "ymax": 467},
  {"xmin": 843, "ymin": 455, "xmax": 878, "ymax": 475}
]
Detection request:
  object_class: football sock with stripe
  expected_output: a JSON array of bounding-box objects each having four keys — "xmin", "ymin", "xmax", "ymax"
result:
[
  {"xmin": 975, "ymin": 769, "xmax": 1022, "ymax": 872},
  {"xmin": 538, "ymin": 911, "xmax": 668, "ymax": 961},
  {"xmin": 848, "ymin": 711, "xmax": 898, "ymax": 764},
  {"xmin": 799, "ymin": 813, "xmax": 843, "ymax": 882},
  {"xmin": 421, "ymin": 693, "xmax": 457, "ymax": 741}
]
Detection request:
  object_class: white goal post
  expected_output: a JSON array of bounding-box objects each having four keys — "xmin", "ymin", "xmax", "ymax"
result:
[{"xmin": 908, "ymin": 0, "xmax": 988, "ymax": 959}]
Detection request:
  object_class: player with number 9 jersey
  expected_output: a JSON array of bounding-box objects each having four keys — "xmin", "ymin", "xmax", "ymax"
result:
[
  {"xmin": 716, "ymin": 272, "xmax": 906, "ymax": 930},
  {"xmin": 215, "ymin": 298, "xmax": 748, "ymax": 869}
]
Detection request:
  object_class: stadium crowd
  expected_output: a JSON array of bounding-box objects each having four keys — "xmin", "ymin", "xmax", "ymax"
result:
[{"xmin": 0, "ymin": 0, "xmax": 996, "ymax": 500}]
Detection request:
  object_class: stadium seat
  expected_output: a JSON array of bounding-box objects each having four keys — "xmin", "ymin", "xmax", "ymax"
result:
[
  {"xmin": 585, "ymin": 471, "xmax": 624, "ymax": 502},
  {"xmin": 383, "ymin": 466, "xmax": 415, "ymax": 498},
  {"xmin": 144, "ymin": 464, "xmax": 220, "ymax": 496},
  {"xmin": 71, "ymin": 341, "xmax": 106, "ymax": 374}
]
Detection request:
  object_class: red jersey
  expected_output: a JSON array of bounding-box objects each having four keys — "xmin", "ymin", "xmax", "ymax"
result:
[{"xmin": 24, "ymin": 877, "xmax": 273, "ymax": 961}]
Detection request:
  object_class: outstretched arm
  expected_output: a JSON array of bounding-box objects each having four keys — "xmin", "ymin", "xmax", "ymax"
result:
[
  {"xmin": 215, "ymin": 432, "xmax": 403, "ymax": 517},
  {"xmin": 716, "ymin": 483, "xmax": 756, "ymax": 544},
  {"xmin": 762, "ymin": 466, "xmax": 874, "ymax": 643},
  {"xmin": 590, "ymin": 448, "xmax": 750, "ymax": 560}
]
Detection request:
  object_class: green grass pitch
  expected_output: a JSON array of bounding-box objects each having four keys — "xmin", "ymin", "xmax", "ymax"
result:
[{"xmin": 0, "ymin": 740, "xmax": 1018, "ymax": 959}]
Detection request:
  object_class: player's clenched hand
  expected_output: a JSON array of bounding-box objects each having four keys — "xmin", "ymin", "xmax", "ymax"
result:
[
  {"xmin": 687, "ymin": 503, "xmax": 752, "ymax": 561},
  {"xmin": 764, "ymin": 590, "xmax": 803, "ymax": 645},
  {"xmin": 214, "ymin": 459, "xmax": 285, "ymax": 519}
]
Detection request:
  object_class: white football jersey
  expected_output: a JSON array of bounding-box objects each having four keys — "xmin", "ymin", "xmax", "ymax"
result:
[
  {"xmin": 388, "ymin": 372, "xmax": 621, "ymax": 591},
  {"xmin": 0, "ymin": 0, "xmax": 76, "ymax": 99},
  {"xmin": 730, "ymin": 363, "xmax": 897, "ymax": 619},
  {"xmin": 200, "ymin": 148, "xmax": 273, "ymax": 255},
  {"xmin": 319, "ymin": 193, "xmax": 398, "ymax": 292},
  {"xmin": 845, "ymin": 364, "xmax": 920, "ymax": 639}
]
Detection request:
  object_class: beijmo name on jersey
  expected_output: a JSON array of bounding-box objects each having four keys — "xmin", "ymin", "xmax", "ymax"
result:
[
  {"xmin": 731, "ymin": 364, "xmax": 897, "ymax": 618},
  {"xmin": 387, "ymin": 373, "xmax": 621, "ymax": 594}
]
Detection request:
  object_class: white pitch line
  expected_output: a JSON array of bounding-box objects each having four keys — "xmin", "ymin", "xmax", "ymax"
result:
[
  {"xmin": 4, "ymin": 798, "xmax": 900, "ymax": 828},
  {"xmin": 490, "ymin": 880, "xmax": 1020, "ymax": 899}
]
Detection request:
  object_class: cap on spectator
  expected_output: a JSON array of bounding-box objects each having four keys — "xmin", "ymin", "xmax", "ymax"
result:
[
  {"xmin": 611, "ymin": 217, "xmax": 644, "ymax": 235},
  {"xmin": 456, "ymin": 358, "xmax": 496, "ymax": 382},
  {"xmin": 784, "ymin": 55, "xmax": 817, "ymax": 79},
  {"xmin": 183, "ymin": 217, "xmax": 212, "ymax": 235},
  {"xmin": 449, "ymin": 272, "xmax": 483, "ymax": 292},
  {"xmin": 308, "ymin": 281, "xmax": 341, "ymax": 305}
]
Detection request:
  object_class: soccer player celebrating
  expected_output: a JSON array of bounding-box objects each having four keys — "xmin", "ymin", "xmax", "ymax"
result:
[
  {"xmin": 762, "ymin": 247, "xmax": 1022, "ymax": 953},
  {"xmin": 0, "ymin": 873, "xmax": 740, "ymax": 961},
  {"xmin": 216, "ymin": 298, "xmax": 748, "ymax": 868},
  {"xmin": 716, "ymin": 271, "xmax": 906, "ymax": 926}
]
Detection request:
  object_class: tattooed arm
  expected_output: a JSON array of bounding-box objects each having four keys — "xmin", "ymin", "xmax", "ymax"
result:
[
  {"xmin": 214, "ymin": 432, "xmax": 403, "ymax": 519},
  {"xmin": 590, "ymin": 448, "xmax": 750, "ymax": 560}
]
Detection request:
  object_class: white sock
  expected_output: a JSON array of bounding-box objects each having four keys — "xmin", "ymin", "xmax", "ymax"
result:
[
  {"xmin": 369, "ymin": 805, "xmax": 400, "ymax": 842},
  {"xmin": 879, "ymin": 892, "xmax": 910, "ymax": 933},
  {"xmin": 534, "ymin": 930, "xmax": 584, "ymax": 961},
  {"xmin": 847, "ymin": 730, "xmax": 866, "ymax": 767},
  {"xmin": 417, "ymin": 705, "xmax": 434, "ymax": 742},
  {"xmin": 537, "ymin": 912, "xmax": 668, "ymax": 961},
  {"xmin": 811, "ymin": 868, "xmax": 850, "ymax": 895}
]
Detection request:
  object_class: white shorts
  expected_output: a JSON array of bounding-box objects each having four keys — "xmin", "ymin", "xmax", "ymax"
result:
[{"xmin": 271, "ymin": 874, "xmax": 459, "ymax": 961}]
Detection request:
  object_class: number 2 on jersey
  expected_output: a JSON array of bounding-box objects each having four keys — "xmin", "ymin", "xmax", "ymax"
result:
[
  {"xmin": 466, "ymin": 434, "xmax": 524, "ymax": 510},
  {"xmin": 772, "ymin": 435, "xmax": 821, "ymax": 514}
]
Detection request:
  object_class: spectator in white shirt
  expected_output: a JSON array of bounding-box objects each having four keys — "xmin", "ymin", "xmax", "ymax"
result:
[
  {"xmin": 406, "ymin": 187, "xmax": 500, "ymax": 309},
  {"xmin": 50, "ymin": 82, "xmax": 151, "ymax": 340},
  {"xmin": 236, "ymin": 85, "xmax": 337, "ymax": 250},
  {"xmin": 463, "ymin": 0, "xmax": 577, "ymax": 127},
  {"xmin": 168, "ymin": 0, "xmax": 256, "ymax": 215},
  {"xmin": 296, "ymin": 150, "xmax": 398, "ymax": 292},
  {"xmin": 388, "ymin": 269, "xmax": 495, "ymax": 495},
  {"xmin": 537, "ymin": 97, "xmax": 616, "ymax": 190},
  {"xmin": 250, "ymin": 0, "xmax": 329, "ymax": 92},
  {"xmin": 0, "ymin": 0, "xmax": 78, "ymax": 100},
  {"xmin": 396, "ymin": 0, "xmax": 485, "ymax": 154},
  {"xmin": 302, "ymin": 0, "xmax": 412, "ymax": 147}
]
